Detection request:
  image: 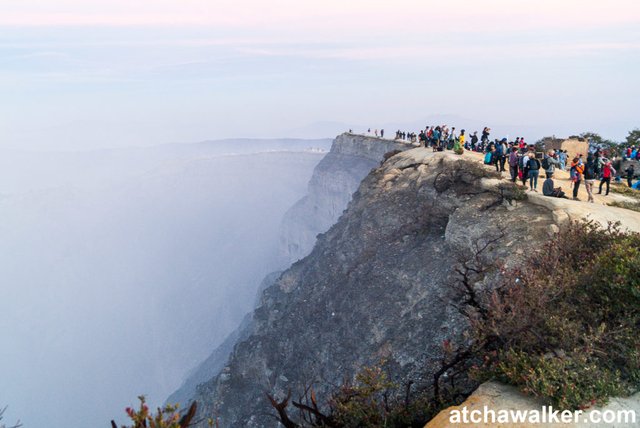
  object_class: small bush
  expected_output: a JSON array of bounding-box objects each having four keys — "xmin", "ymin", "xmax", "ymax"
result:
[
  {"xmin": 496, "ymin": 182, "xmax": 528, "ymax": 203},
  {"xmin": 465, "ymin": 160, "xmax": 502, "ymax": 180},
  {"xmin": 434, "ymin": 159, "xmax": 502, "ymax": 193},
  {"xmin": 491, "ymin": 350, "xmax": 625, "ymax": 409},
  {"xmin": 268, "ymin": 363, "xmax": 450, "ymax": 427},
  {"xmin": 330, "ymin": 366, "xmax": 396, "ymax": 427},
  {"xmin": 111, "ymin": 397, "xmax": 202, "ymax": 428}
]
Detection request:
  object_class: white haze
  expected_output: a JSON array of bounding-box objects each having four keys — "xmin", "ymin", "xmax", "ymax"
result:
[{"xmin": 0, "ymin": 138, "xmax": 331, "ymax": 427}]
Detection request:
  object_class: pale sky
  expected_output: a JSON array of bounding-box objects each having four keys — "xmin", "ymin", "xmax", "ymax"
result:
[{"xmin": 1, "ymin": 0, "xmax": 639, "ymax": 149}]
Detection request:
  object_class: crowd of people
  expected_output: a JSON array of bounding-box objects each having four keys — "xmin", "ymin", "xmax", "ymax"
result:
[
  {"xmin": 356, "ymin": 125, "xmax": 638, "ymax": 202},
  {"xmin": 395, "ymin": 130, "xmax": 417, "ymax": 142},
  {"xmin": 505, "ymin": 147, "xmax": 621, "ymax": 202},
  {"xmin": 414, "ymin": 125, "xmax": 528, "ymax": 155},
  {"xmin": 623, "ymin": 146, "xmax": 640, "ymax": 161}
]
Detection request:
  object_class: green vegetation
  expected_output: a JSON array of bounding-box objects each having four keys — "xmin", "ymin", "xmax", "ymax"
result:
[
  {"xmin": 610, "ymin": 183, "xmax": 640, "ymax": 200},
  {"xmin": 111, "ymin": 397, "xmax": 204, "ymax": 428},
  {"xmin": 469, "ymin": 221, "xmax": 640, "ymax": 409},
  {"xmin": 608, "ymin": 200, "xmax": 640, "ymax": 213},
  {"xmin": 330, "ymin": 366, "xmax": 437, "ymax": 427},
  {"xmin": 267, "ymin": 363, "xmax": 449, "ymax": 428},
  {"xmin": 496, "ymin": 182, "xmax": 528, "ymax": 203},
  {"xmin": 608, "ymin": 184, "xmax": 640, "ymax": 211},
  {"xmin": 579, "ymin": 132, "xmax": 623, "ymax": 158},
  {"xmin": 626, "ymin": 129, "xmax": 640, "ymax": 147},
  {"xmin": 268, "ymin": 221, "xmax": 640, "ymax": 426}
]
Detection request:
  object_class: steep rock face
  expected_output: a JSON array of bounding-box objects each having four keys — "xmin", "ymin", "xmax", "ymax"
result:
[
  {"xmin": 166, "ymin": 272, "xmax": 281, "ymax": 406},
  {"xmin": 168, "ymin": 134, "xmax": 411, "ymax": 406},
  {"xmin": 279, "ymin": 133, "xmax": 412, "ymax": 265},
  {"xmin": 193, "ymin": 149, "xmax": 556, "ymax": 427}
]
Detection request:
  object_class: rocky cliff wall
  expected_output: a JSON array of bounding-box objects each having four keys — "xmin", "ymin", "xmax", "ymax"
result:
[
  {"xmin": 279, "ymin": 133, "xmax": 412, "ymax": 265},
  {"xmin": 192, "ymin": 149, "xmax": 558, "ymax": 427},
  {"xmin": 168, "ymin": 134, "xmax": 412, "ymax": 407}
]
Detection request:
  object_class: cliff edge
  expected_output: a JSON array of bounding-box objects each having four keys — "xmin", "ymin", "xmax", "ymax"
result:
[
  {"xmin": 279, "ymin": 133, "xmax": 411, "ymax": 265},
  {"xmin": 186, "ymin": 138, "xmax": 640, "ymax": 426},
  {"xmin": 192, "ymin": 148, "xmax": 563, "ymax": 426}
]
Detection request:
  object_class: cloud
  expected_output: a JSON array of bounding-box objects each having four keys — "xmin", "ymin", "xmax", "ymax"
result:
[
  {"xmin": 236, "ymin": 40, "xmax": 640, "ymax": 62},
  {"xmin": 1, "ymin": 0, "xmax": 637, "ymax": 31}
]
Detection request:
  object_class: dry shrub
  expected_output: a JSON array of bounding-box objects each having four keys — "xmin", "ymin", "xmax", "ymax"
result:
[{"xmin": 469, "ymin": 221, "xmax": 640, "ymax": 409}]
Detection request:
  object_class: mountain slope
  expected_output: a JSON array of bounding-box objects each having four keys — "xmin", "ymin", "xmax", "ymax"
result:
[{"xmin": 192, "ymin": 145, "xmax": 557, "ymax": 426}]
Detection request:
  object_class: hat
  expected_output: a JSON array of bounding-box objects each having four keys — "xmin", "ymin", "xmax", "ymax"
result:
[{"xmin": 501, "ymin": 138, "xmax": 507, "ymax": 142}]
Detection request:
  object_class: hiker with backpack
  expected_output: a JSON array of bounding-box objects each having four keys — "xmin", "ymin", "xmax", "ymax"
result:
[
  {"xmin": 542, "ymin": 150, "xmax": 560, "ymax": 179},
  {"xmin": 484, "ymin": 148, "xmax": 493, "ymax": 165},
  {"xmin": 498, "ymin": 138, "xmax": 508, "ymax": 172},
  {"xmin": 493, "ymin": 139, "xmax": 505, "ymax": 172},
  {"xmin": 584, "ymin": 155, "xmax": 597, "ymax": 203},
  {"xmin": 625, "ymin": 164, "xmax": 635, "ymax": 188},
  {"xmin": 570, "ymin": 157, "xmax": 585, "ymax": 200},
  {"xmin": 470, "ymin": 131, "xmax": 478, "ymax": 151},
  {"xmin": 598, "ymin": 161, "xmax": 615, "ymax": 196},
  {"xmin": 527, "ymin": 152, "xmax": 541, "ymax": 192},
  {"xmin": 432, "ymin": 127, "xmax": 441, "ymax": 152}
]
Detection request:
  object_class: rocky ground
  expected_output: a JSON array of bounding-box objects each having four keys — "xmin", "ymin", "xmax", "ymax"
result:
[{"xmin": 426, "ymin": 382, "xmax": 640, "ymax": 428}]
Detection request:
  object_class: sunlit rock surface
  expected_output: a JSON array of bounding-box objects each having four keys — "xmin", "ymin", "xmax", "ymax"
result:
[{"xmin": 426, "ymin": 381, "xmax": 640, "ymax": 428}]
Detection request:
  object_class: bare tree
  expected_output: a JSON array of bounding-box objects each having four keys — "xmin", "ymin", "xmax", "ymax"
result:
[{"xmin": 0, "ymin": 406, "xmax": 22, "ymax": 428}]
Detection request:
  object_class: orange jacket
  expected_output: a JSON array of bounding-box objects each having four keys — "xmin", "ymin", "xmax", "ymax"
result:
[{"xmin": 571, "ymin": 161, "xmax": 585, "ymax": 178}]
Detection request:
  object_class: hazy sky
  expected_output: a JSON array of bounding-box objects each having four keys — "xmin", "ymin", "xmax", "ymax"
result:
[{"xmin": 1, "ymin": 0, "xmax": 639, "ymax": 149}]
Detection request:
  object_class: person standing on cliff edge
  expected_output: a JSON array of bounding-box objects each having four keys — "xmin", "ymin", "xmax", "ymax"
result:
[
  {"xmin": 454, "ymin": 130, "xmax": 465, "ymax": 155},
  {"xmin": 380, "ymin": 129, "xmax": 384, "ymax": 138},
  {"xmin": 508, "ymin": 147, "xmax": 519, "ymax": 182},
  {"xmin": 571, "ymin": 157, "xmax": 585, "ymax": 200},
  {"xmin": 625, "ymin": 164, "xmax": 635, "ymax": 188}
]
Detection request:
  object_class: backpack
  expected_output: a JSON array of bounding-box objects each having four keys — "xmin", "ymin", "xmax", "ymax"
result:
[
  {"xmin": 528, "ymin": 158, "xmax": 540, "ymax": 170},
  {"xmin": 518, "ymin": 156, "xmax": 525, "ymax": 168},
  {"xmin": 584, "ymin": 163, "xmax": 596, "ymax": 180},
  {"xmin": 484, "ymin": 152, "xmax": 492, "ymax": 164},
  {"xmin": 541, "ymin": 157, "xmax": 550, "ymax": 170}
]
